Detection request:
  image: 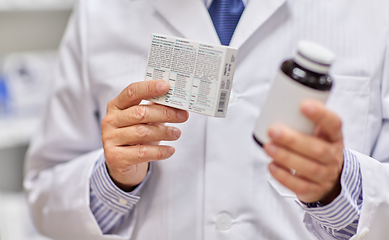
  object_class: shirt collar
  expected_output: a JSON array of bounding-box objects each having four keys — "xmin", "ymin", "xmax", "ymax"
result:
[{"xmin": 204, "ymin": 0, "xmax": 249, "ymax": 9}]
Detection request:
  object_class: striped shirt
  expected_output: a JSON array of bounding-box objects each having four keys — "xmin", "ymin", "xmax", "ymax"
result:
[
  {"xmin": 90, "ymin": 156, "xmax": 151, "ymax": 234},
  {"xmin": 90, "ymin": 148, "xmax": 362, "ymax": 238},
  {"xmin": 299, "ymin": 149, "xmax": 362, "ymax": 239}
]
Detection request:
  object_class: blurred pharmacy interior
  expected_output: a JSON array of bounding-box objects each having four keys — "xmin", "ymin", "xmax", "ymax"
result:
[{"xmin": 0, "ymin": 0, "xmax": 75, "ymax": 239}]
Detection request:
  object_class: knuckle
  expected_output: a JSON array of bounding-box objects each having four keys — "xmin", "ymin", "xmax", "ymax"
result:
[
  {"xmin": 277, "ymin": 150, "xmax": 291, "ymax": 165},
  {"xmin": 106, "ymin": 100, "xmax": 115, "ymax": 111},
  {"xmin": 103, "ymin": 147, "xmax": 119, "ymax": 163},
  {"xmin": 164, "ymin": 107, "xmax": 172, "ymax": 121},
  {"xmin": 335, "ymin": 158, "xmax": 343, "ymax": 170},
  {"xmin": 147, "ymin": 81, "xmax": 153, "ymax": 94},
  {"xmin": 329, "ymin": 163, "xmax": 342, "ymax": 180},
  {"xmin": 101, "ymin": 118, "xmax": 109, "ymax": 130},
  {"xmin": 335, "ymin": 151, "xmax": 344, "ymax": 164},
  {"xmin": 135, "ymin": 125, "xmax": 149, "ymax": 139},
  {"xmin": 308, "ymin": 164, "xmax": 322, "ymax": 177},
  {"xmin": 329, "ymin": 151, "xmax": 340, "ymax": 166},
  {"xmin": 161, "ymin": 126, "xmax": 170, "ymax": 138},
  {"xmin": 101, "ymin": 130, "xmax": 116, "ymax": 149},
  {"xmin": 101, "ymin": 133, "xmax": 110, "ymax": 146},
  {"xmin": 333, "ymin": 118, "xmax": 343, "ymax": 131},
  {"xmin": 313, "ymin": 145, "xmax": 327, "ymax": 159},
  {"xmin": 137, "ymin": 145, "xmax": 148, "ymax": 160},
  {"xmin": 101, "ymin": 115, "xmax": 115, "ymax": 131},
  {"xmin": 158, "ymin": 146, "xmax": 165, "ymax": 160},
  {"xmin": 168, "ymin": 127, "xmax": 176, "ymax": 139},
  {"xmin": 167, "ymin": 126, "xmax": 179, "ymax": 140},
  {"xmin": 127, "ymin": 83, "xmax": 137, "ymax": 99},
  {"xmin": 133, "ymin": 106, "xmax": 147, "ymax": 121},
  {"xmin": 328, "ymin": 151, "xmax": 343, "ymax": 171}
]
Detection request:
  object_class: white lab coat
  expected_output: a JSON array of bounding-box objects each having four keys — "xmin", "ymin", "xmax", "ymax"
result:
[{"xmin": 24, "ymin": 0, "xmax": 389, "ymax": 239}]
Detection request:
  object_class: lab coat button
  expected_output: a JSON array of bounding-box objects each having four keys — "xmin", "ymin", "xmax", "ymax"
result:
[
  {"xmin": 215, "ymin": 213, "xmax": 232, "ymax": 230},
  {"xmin": 359, "ymin": 228, "xmax": 369, "ymax": 239},
  {"xmin": 118, "ymin": 198, "xmax": 128, "ymax": 205}
]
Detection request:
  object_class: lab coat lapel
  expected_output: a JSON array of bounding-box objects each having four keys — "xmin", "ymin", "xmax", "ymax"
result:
[
  {"xmin": 154, "ymin": 0, "xmax": 220, "ymax": 45},
  {"xmin": 230, "ymin": 0, "xmax": 286, "ymax": 48}
]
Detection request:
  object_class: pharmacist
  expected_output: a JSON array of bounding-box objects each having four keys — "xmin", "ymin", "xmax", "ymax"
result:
[{"xmin": 24, "ymin": 0, "xmax": 389, "ymax": 239}]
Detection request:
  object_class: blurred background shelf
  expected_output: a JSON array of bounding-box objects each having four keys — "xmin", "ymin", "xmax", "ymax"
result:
[
  {"xmin": 0, "ymin": 1, "xmax": 74, "ymax": 239},
  {"xmin": 0, "ymin": 8, "xmax": 72, "ymax": 54},
  {"xmin": 0, "ymin": 118, "xmax": 40, "ymax": 149},
  {"xmin": 0, "ymin": 0, "xmax": 74, "ymax": 11}
]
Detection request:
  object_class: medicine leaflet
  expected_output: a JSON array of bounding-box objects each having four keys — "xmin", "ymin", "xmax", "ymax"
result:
[{"xmin": 144, "ymin": 34, "xmax": 238, "ymax": 118}]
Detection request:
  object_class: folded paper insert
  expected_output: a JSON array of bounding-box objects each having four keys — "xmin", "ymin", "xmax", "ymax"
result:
[{"xmin": 145, "ymin": 34, "xmax": 238, "ymax": 118}]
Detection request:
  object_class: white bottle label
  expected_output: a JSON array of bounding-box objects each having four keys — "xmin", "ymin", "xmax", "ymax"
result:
[{"xmin": 254, "ymin": 70, "xmax": 330, "ymax": 145}]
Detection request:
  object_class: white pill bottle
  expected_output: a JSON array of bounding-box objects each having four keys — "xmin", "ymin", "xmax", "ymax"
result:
[{"xmin": 253, "ymin": 41, "xmax": 335, "ymax": 146}]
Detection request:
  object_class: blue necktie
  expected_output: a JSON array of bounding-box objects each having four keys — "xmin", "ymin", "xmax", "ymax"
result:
[{"xmin": 208, "ymin": 0, "xmax": 245, "ymax": 46}]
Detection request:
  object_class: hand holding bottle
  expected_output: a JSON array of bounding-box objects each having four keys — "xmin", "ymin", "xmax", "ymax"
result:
[{"xmin": 264, "ymin": 99, "xmax": 344, "ymax": 204}]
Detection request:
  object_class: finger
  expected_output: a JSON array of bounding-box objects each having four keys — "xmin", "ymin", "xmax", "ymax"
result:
[
  {"xmin": 264, "ymin": 142, "xmax": 328, "ymax": 183},
  {"xmin": 300, "ymin": 99, "xmax": 343, "ymax": 142},
  {"xmin": 106, "ymin": 144, "xmax": 175, "ymax": 165},
  {"xmin": 268, "ymin": 162, "xmax": 321, "ymax": 203},
  {"xmin": 112, "ymin": 125, "xmax": 181, "ymax": 146},
  {"xmin": 112, "ymin": 80, "xmax": 170, "ymax": 110},
  {"xmin": 116, "ymin": 104, "xmax": 189, "ymax": 127},
  {"xmin": 268, "ymin": 124, "xmax": 336, "ymax": 164}
]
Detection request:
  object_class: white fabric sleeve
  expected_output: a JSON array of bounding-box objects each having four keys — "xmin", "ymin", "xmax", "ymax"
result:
[{"xmin": 23, "ymin": 1, "xmax": 139, "ymax": 239}]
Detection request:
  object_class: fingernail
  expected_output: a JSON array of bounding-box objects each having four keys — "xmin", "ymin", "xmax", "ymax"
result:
[
  {"xmin": 177, "ymin": 110, "xmax": 187, "ymax": 121},
  {"xmin": 269, "ymin": 127, "xmax": 282, "ymax": 140},
  {"xmin": 168, "ymin": 146, "xmax": 175, "ymax": 155},
  {"xmin": 157, "ymin": 81, "xmax": 168, "ymax": 92},
  {"xmin": 173, "ymin": 128, "xmax": 181, "ymax": 139},
  {"xmin": 266, "ymin": 144, "xmax": 278, "ymax": 155}
]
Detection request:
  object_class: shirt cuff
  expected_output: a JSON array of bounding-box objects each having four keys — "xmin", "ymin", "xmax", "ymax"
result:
[
  {"xmin": 90, "ymin": 155, "xmax": 152, "ymax": 214},
  {"xmin": 298, "ymin": 148, "xmax": 363, "ymax": 230}
]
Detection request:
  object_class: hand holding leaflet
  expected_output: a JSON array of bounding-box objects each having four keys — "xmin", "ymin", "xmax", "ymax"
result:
[{"xmin": 101, "ymin": 80, "xmax": 189, "ymax": 191}]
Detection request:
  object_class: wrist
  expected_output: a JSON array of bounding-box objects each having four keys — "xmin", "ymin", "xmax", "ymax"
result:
[
  {"xmin": 106, "ymin": 162, "xmax": 149, "ymax": 192},
  {"xmin": 319, "ymin": 179, "xmax": 342, "ymax": 206}
]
